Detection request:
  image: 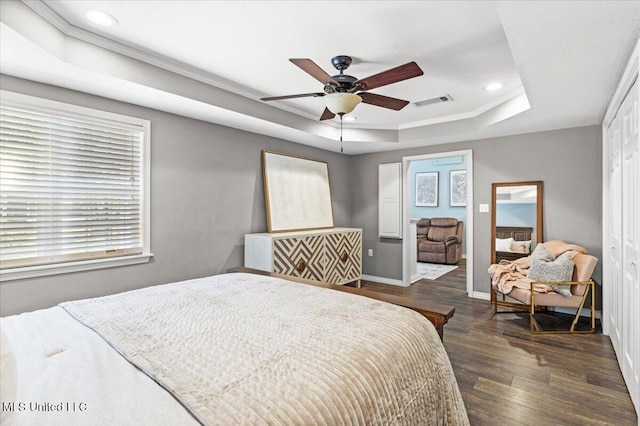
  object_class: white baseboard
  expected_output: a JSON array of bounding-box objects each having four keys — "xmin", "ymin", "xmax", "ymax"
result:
[
  {"xmin": 472, "ymin": 291, "xmax": 491, "ymax": 300},
  {"xmin": 362, "ymin": 274, "xmax": 406, "ymax": 287},
  {"xmin": 550, "ymin": 306, "xmax": 601, "ymax": 319},
  {"xmin": 365, "ymin": 281, "xmax": 601, "ymax": 319},
  {"xmin": 475, "ymin": 291, "xmax": 600, "ymax": 319}
]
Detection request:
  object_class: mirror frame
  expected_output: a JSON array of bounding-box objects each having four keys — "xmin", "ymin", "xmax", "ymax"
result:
[{"xmin": 490, "ymin": 181, "xmax": 543, "ymax": 264}]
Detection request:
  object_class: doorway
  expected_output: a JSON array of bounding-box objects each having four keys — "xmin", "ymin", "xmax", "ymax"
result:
[{"xmin": 401, "ymin": 150, "xmax": 473, "ymax": 296}]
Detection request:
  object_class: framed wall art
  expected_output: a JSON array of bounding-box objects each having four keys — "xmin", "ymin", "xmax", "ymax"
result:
[
  {"xmin": 415, "ymin": 171, "xmax": 438, "ymax": 207},
  {"xmin": 262, "ymin": 150, "xmax": 334, "ymax": 232},
  {"xmin": 450, "ymin": 169, "xmax": 467, "ymax": 207}
]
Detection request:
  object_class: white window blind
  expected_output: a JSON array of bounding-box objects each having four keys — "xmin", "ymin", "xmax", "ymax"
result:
[{"xmin": 0, "ymin": 95, "xmax": 147, "ymax": 270}]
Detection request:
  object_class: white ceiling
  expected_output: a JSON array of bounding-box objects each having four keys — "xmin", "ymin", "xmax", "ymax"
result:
[
  {"xmin": 1, "ymin": 1, "xmax": 639, "ymax": 154},
  {"xmin": 43, "ymin": 0, "xmax": 524, "ymax": 128}
]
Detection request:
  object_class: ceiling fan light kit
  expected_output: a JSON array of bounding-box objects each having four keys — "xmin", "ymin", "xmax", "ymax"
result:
[
  {"xmin": 261, "ymin": 56, "xmax": 424, "ymax": 121},
  {"xmin": 324, "ymin": 92, "xmax": 362, "ymax": 115}
]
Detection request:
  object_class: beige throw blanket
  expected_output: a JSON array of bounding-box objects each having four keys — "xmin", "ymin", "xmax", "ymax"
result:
[
  {"xmin": 489, "ymin": 240, "xmax": 588, "ymax": 294},
  {"xmin": 489, "ymin": 256, "xmax": 539, "ymax": 294},
  {"xmin": 61, "ymin": 273, "xmax": 469, "ymax": 426}
]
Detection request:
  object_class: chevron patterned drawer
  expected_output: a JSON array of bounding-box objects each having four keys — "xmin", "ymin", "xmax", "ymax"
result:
[
  {"xmin": 245, "ymin": 228, "xmax": 362, "ymax": 286},
  {"xmin": 324, "ymin": 231, "xmax": 362, "ymax": 285},
  {"xmin": 273, "ymin": 234, "xmax": 325, "ymax": 282}
]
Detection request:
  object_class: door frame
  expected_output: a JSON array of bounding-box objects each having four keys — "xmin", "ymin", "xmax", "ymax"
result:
[{"xmin": 401, "ymin": 149, "xmax": 473, "ymax": 296}]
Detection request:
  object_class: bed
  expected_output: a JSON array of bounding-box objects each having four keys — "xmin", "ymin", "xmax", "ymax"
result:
[
  {"xmin": 495, "ymin": 226, "xmax": 534, "ymax": 262},
  {"xmin": 0, "ymin": 272, "xmax": 468, "ymax": 426}
]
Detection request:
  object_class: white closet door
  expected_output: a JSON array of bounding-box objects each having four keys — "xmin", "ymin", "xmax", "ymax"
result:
[
  {"xmin": 607, "ymin": 107, "xmax": 623, "ymax": 351},
  {"xmin": 621, "ymin": 80, "xmax": 639, "ymax": 408}
]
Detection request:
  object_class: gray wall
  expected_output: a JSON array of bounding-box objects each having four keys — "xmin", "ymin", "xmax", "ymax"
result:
[
  {"xmin": 350, "ymin": 126, "xmax": 603, "ymax": 294},
  {"xmin": 0, "ymin": 75, "xmax": 603, "ymax": 315},
  {"xmin": 0, "ymin": 75, "xmax": 351, "ymax": 316}
]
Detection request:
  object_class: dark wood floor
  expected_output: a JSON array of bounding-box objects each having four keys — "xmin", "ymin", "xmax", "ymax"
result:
[{"xmin": 359, "ymin": 259, "xmax": 638, "ymax": 425}]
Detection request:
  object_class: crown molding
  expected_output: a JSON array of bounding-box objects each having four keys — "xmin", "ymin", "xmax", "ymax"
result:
[
  {"xmin": 22, "ymin": 0, "xmax": 255, "ymax": 98},
  {"xmin": 21, "ymin": 0, "xmax": 529, "ymax": 133},
  {"xmin": 602, "ymin": 38, "xmax": 639, "ymax": 127},
  {"xmin": 22, "ymin": 0, "xmax": 324, "ymax": 123},
  {"xmin": 399, "ymin": 86, "xmax": 526, "ymax": 130}
]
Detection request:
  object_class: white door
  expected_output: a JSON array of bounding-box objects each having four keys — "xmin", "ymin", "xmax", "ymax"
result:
[
  {"xmin": 607, "ymin": 107, "xmax": 623, "ymax": 350},
  {"xmin": 621, "ymin": 80, "xmax": 639, "ymax": 409},
  {"xmin": 379, "ymin": 163, "xmax": 402, "ymax": 239}
]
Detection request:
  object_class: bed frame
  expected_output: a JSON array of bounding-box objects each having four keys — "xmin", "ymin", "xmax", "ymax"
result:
[
  {"xmin": 495, "ymin": 226, "xmax": 533, "ymax": 262},
  {"xmin": 229, "ymin": 267, "xmax": 455, "ymax": 341},
  {"xmin": 496, "ymin": 226, "xmax": 533, "ymax": 241}
]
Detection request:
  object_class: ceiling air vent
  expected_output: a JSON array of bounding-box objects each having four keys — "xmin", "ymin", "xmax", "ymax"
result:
[{"xmin": 414, "ymin": 94, "xmax": 454, "ymax": 107}]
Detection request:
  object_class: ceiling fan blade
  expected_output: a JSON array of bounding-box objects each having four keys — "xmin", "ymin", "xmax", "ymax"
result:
[
  {"xmin": 358, "ymin": 92, "xmax": 410, "ymax": 111},
  {"xmin": 290, "ymin": 58, "xmax": 340, "ymax": 86},
  {"xmin": 354, "ymin": 62, "xmax": 424, "ymax": 91},
  {"xmin": 261, "ymin": 92, "xmax": 324, "ymax": 101},
  {"xmin": 319, "ymin": 108, "xmax": 335, "ymax": 121}
]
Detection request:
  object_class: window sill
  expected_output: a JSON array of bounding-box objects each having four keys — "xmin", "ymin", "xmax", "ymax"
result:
[{"xmin": 0, "ymin": 253, "xmax": 154, "ymax": 282}]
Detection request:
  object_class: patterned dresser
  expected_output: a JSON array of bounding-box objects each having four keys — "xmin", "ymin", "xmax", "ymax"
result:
[{"xmin": 244, "ymin": 227, "xmax": 362, "ymax": 287}]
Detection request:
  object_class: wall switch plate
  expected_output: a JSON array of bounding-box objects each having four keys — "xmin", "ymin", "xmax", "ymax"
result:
[
  {"xmin": 479, "ymin": 204, "xmax": 489, "ymax": 213},
  {"xmin": 368, "ymin": 249, "xmax": 373, "ymax": 257}
]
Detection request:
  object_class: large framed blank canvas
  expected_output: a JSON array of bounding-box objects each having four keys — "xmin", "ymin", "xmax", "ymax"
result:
[{"xmin": 262, "ymin": 151, "xmax": 334, "ymax": 232}]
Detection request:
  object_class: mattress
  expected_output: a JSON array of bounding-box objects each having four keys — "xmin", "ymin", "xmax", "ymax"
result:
[{"xmin": 1, "ymin": 272, "xmax": 468, "ymax": 425}]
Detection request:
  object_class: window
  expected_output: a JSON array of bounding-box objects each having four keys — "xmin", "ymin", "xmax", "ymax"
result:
[{"xmin": 0, "ymin": 91, "xmax": 151, "ymax": 280}]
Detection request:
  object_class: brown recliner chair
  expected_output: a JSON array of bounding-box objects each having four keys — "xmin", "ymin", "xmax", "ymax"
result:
[{"xmin": 417, "ymin": 218, "xmax": 463, "ymax": 265}]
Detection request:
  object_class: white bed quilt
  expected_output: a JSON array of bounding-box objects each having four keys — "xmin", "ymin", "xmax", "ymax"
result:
[
  {"xmin": 14, "ymin": 273, "xmax": 468, "ymax": 425},
  {"xmin": 1, "ymin": 307, "xmax": 197, "ymax": 426}
]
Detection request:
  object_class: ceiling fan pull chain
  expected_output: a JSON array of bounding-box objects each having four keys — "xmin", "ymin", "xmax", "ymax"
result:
[{"xmin": 340, "ymin": 114, "xmax": 344, "ymax": 153}]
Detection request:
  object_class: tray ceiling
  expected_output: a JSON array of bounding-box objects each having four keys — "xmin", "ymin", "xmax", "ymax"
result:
[{"xmin": 1, "ymin": 1, "xmax": 639, "ymax": 154}]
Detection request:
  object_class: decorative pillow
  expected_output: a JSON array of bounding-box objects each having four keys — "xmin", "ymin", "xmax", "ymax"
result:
[
  {"xmin": 496, "ymin": 237, "xmax": 514, "ymax": 252},
  {"xmin": 510, "ymin": 240, "xmax": 532, "ymax": 253},
  {"xmin": 530, "ymin": 242, "xmax": 553, "ymax": 262},
  {"xmin": 528, "ymin": 244, "xmax": 575, "ymax": 297}
]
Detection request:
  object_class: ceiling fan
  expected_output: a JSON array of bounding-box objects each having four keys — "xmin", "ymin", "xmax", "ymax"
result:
[{"xmin": 260, "ymin": 56, "xmax": 424, "ymax": 121}]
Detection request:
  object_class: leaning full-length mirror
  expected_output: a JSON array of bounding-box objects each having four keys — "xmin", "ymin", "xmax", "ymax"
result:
[{"xmin": 491, "ymin": 181, "xmax": 543, "ymax": 264}]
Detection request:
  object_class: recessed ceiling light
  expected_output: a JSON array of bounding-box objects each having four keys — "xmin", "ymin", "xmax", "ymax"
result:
[
  {"xmin": 343, "ymin": 116, "xmax": 357, "ymax": 122},
  {"xmin": 485, "ymin": 82, "xmax": 503, "ymax": 91},
  {"xmin": 86, "ymin": 10, "xmax": 118, "ymax": 26}
]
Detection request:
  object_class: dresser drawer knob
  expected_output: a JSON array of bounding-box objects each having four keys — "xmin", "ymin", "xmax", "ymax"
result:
[
  {"xmin": 340, "ymin": 252, "xmax": 349, "ymax": 262},
  {"xmin": 297, "ymin": 260, "xmax": 307, "ymax": 272}
]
